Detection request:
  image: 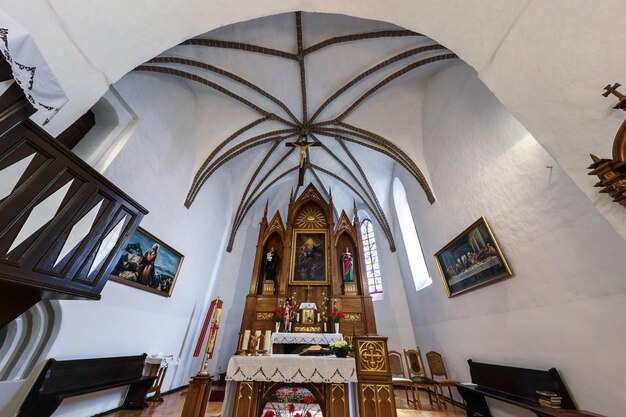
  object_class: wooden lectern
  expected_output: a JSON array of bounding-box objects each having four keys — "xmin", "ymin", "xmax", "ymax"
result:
[{"xmin": 353, "ymin": 336, "xmax": 397, "ymax": 417}]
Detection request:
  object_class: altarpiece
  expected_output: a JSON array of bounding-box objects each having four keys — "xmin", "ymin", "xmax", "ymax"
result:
[{"xmin": 225, "ymin": 185, "xmax": 396, "ymax": 417}]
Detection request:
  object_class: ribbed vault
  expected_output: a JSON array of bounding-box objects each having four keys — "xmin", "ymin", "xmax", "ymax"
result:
[{"xmin": 132, "ymin": 11, "xmax": 458, "ymax": 252}]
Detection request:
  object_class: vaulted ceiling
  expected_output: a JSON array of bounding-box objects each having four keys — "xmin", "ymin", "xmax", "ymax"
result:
[{"xmin": 132, "ymin": 12, "xmax": 457, "ymax": 251}]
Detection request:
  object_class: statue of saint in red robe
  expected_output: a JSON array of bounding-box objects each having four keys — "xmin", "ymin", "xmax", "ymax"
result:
[{"xmin": 342, "ymin": 247, "xmax": 354, "ymax": 282}]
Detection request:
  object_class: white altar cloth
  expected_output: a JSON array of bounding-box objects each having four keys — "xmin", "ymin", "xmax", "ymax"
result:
[
  {"xmin": 271, "ymin": 332, "xmax": 344, "ymax": 346},
  {"xmin": 226, "ymin": 354, "xmax": 357, "ymax": 383}
]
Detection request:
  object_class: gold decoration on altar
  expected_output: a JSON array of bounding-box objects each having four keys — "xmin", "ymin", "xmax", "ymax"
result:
[
  {"xmin": 233, "ymin": 382, "xmax": 254, "ymax": 417},
  {"xmin": 295, "ymin": 206, "xmax": 327, "ymax": 229},
  {"xmin": 268, "ymin": 213, "xmax": 285, "ymax": 233},
  {"xmin": 337, "ymin": 216, "xmax": 351, "ymax": 233},
  {"xmin": 343, "ymin": 282, "xmax": 357, "ymax": 295},
  {"xmin": 262, "ymin": 281, "xmax": 275, "ymax": 295},
  {"xmin": 294, "ymin": 324, "xmax": 323, "ymax": 333},
  {"xmin": 301, "ymin": 186, "xmax": 322, "ymax": 201},
  {"xmin": 256, "ymin": 312, "xmax": 273, "ymax": 321},
  {"xmin": 358, "ymin": 340, "xmax": 386, "ymax": 372},
  {"xmin": 344, "ymin": 313, "xmax": 361, "ymax": 322}
]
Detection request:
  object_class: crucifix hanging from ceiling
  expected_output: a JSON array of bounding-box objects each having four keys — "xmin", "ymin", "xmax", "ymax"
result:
[
  {"xmin": 285, "ymin": 135, "xmax": 321, "ymax": 185},
  {"xmin": 134, "ymin": 11, "xmax": 458, "ymax": 252}
]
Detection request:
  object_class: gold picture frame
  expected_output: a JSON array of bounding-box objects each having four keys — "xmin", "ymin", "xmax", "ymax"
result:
[
  {"xmin": 434, "ymin": 217, "xmax": 512, "ymax": 297},
  {"xmin": 289, "ymin": 229, "xmax": 329, "ymax": 285},
  {"xmin": 109, "ymin": 227, "xmax": 184, "ymax": 297}
]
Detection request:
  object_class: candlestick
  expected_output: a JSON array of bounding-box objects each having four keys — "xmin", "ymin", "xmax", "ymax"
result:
[
  {"xmin": 254, "ymin": 330, "xmax": 261, "ymax": 350},
  {"xmin": 241, "ymin": 330, "xmax": 250, "ymax": 351},
  {"xmin": 264, "ymin": 330, "xmax": 271, "ymax": 353}
]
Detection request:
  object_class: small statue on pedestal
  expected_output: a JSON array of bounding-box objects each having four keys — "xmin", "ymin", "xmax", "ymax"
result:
[
  {"xmin": 265, "ymin": 247, "xmax": 279, "ymax": 283},
  {"xmin": 342, "ymin": 247, "xmax": 354, "ymax": 282},
  {"xmin": 282, "ymin": 299, "xmax": 291, "ymax": 332}
]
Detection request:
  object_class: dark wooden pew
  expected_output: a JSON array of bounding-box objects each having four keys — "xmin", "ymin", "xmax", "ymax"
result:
[
  {"xmin": 456, "ymin": 359, "xmax": 605, "ymax": 417},
  {"xmin": 18, "ymin": 353, "xmax": 156, "ymax": 417}
]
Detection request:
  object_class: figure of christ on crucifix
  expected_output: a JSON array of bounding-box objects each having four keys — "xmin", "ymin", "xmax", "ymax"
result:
[{"xmin": 286, "ymin": 134, "xmax": 321, "ymax": 185}]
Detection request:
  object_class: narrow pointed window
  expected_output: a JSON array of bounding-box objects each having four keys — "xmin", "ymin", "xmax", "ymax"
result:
[
  {"xmin": 360, "ymin": 219, "xmax": 382, "ymax": 296},
  {"xmin": 393, "ymin": 178, "xmax": 432, "ymax": 291}
]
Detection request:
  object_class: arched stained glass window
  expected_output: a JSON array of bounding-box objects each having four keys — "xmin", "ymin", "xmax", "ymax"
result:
[
  {"xmin": 393, "ymin": 178, "xmax": 432, "ymax": 291},
  {"xmin": 360, "ymin": 219, "xmax": 382, "ymax": 295}
]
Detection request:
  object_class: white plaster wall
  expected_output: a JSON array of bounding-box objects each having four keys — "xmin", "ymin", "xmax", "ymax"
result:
[
  {"xmin": 365, "ymin": 213, "xmax": 417, "ymax": 352},
  {"xmin": 394, "ymin": 63, "xmax": 626, "ymax": 417},
  {"xmin": 0, "ymin": 73, "xmax": 235, "ymax": 417}
]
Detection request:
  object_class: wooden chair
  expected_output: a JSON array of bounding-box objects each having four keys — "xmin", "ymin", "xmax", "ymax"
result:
[
  {"xmin": 425, "ymin": 351, "xmax": 459, "ymax": 409},
  {"xmin": 403, "ymin": 348, "xmax": 441, "ymax": 410},
  {"xmin": 388, "ymin": 350, "xmax": 416, "ymax": 408}
]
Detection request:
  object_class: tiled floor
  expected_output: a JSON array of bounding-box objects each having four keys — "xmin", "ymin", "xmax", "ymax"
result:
[{"xmin": 109, "ymin": 388, "xmax": 465, "ymax": 417}]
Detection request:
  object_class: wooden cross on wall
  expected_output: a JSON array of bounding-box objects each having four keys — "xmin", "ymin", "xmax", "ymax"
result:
[{"xmin": 286, "ymin": 134, "xmax": 321, "ymax": 185}]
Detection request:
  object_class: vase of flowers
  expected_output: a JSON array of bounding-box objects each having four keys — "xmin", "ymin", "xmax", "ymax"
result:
[
  {"xmin": 329, "ymin": 340, "xmax": 351, "ymax": 358},
  {"xmin": 329, "ymin": 309, "xmax": 344, "ymax": 333},
  {"xmin": 273, "ymin": 307, "xmax": 286, "ymax": 332},
  {"xmin": 263, "ymin": 386, "xmax": 319, "ymax": 417}
]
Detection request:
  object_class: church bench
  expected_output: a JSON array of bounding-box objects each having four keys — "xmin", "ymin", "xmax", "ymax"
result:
[
  {"xmin": 18, "ymin": 353, "xmax": 156, "ymax": 417},
  {"xmin": 456, "ymin": 359, "xmax": 606, "ymax": 417}
]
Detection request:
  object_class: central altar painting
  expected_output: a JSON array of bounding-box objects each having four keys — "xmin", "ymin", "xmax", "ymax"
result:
[{"xmin": 290, "ymin": 231, "xmax": 328, "ymax": 285}]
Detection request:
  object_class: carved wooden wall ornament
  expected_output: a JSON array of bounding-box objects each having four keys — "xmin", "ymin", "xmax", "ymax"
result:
[{"xmin": 589, "ymin": 83, "xmax": 626, "ymax": 207}]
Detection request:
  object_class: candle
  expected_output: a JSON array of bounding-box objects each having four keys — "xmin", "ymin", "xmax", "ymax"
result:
[
  {"xmin": 317, "ymin": 313, "xmax": 320, "ymax": 322},
  {"xmin": 323, "ymin": 323, "xmax": 327, "ymax": 333},
  {"xmin": 264, "ymin": 330, "xmax": 271, "ymax": 352},
  {"xmin": 254, "ymin": 330, "xmax": 262, "ymax": 350},
  {"xmin": 289, "ymin": 323, "xmax": 292, "ymax": 332},
  {"xmin": 241, "ymin": 330, "xmax": 251, "ymax": 350},
  {"xmin": 296, "ymin": 313, "xmax": 300, "ymax": 322}
]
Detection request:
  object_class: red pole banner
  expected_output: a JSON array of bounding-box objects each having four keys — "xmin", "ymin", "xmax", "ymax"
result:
[
  {"xmin": 207, "ymin": 299, "xmax": 223, "ymax": 359},
  {"xmin": 193, "ymin": 298, "xmax": 217, "ymax": 357}
]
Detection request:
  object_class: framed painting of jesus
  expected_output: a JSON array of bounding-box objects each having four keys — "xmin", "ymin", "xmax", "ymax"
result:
[
  {"xmin": 289, "ymin": 230, "xmax": 329, "ymax": 285},
  {"xmin": 434, "ymin": 217, "xmax": 512, "ymax": 297}
]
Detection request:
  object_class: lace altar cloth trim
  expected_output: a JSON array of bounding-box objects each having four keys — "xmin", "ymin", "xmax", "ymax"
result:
[
  {"xmin": 271, "ymin": 332, "xmax": 344, "ymax": 345},
  {"xmin": 0, "ymin": 10, "xmax": 68, "ymax": 124},
  {"xmin": 226, "ymin": 354, "xmax": 357, "ymax": 383}
]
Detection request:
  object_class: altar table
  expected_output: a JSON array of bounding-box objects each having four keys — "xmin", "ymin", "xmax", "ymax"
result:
[
  {"xmin": 221, "ymin": 336, "xmax": 397, "ymax": 417},
  {"xmin": 222, "ymin": 354, "xmax": 357, "ymax": 417}
]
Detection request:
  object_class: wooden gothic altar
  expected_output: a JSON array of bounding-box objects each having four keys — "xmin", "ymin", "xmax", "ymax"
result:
[
  {"xmin": 240, "ymin": 184, "xmax": 377, "ymax": 337},
  {"xmin": 227, "ymin": 184, "xmax": 396, "ymax": 417}
]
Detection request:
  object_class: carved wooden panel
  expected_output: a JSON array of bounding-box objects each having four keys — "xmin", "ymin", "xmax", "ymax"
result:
[
  {"xmin": 340, "ymin": 298, "xmax": 362, "ymax": 311},
  {"xmin": 232, "ymin": 382, "xmax": 255, "ymax": 417},
  {"xmin": 255, "ymin": 297, "xmax": 278, "ymax": 312},
  {"xmin": 327, "ymin": 383, "xmax": 349, "ymax": 417}
]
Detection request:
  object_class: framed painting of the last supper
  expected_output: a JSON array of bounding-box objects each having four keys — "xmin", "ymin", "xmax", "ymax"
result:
[
  {"xmin": 289, "ymin": 230, "xmax": 329, "ymax": 285},
  {"xmin": 434, "ymin": 217, "xmax": 512, "ymax": 297}
]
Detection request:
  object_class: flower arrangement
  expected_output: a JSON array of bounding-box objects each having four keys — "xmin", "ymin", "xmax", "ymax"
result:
[
  {"xmin": 263, "ymin": 387, "xmax": 321, "ymax": 417},
  {"xmin": 329, "ymin": 340, "xmax": 352, "ymax": 358},
  {"xmin": 273, "ymin": 307, "xmax": 287, "ymax": 322},
  {"xmin": 328, "ymin": 309, "xmax": 344, "ymax": 323}
]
